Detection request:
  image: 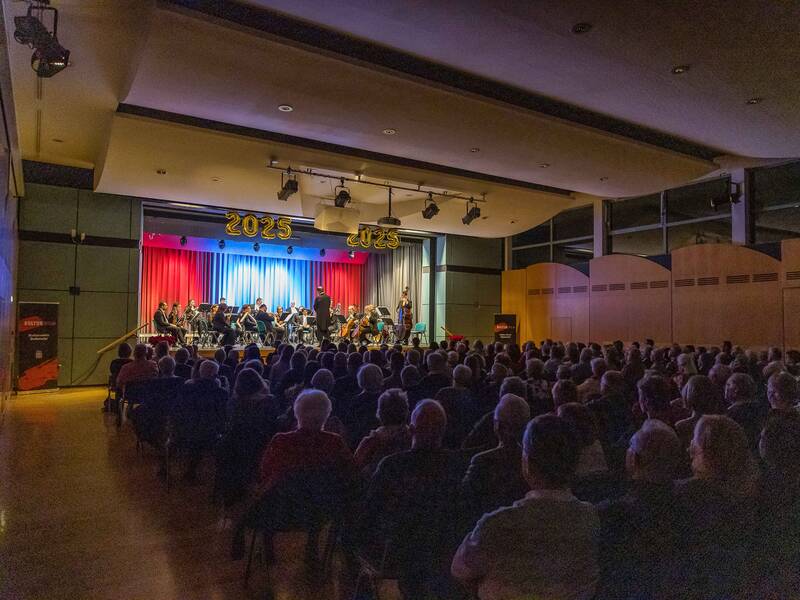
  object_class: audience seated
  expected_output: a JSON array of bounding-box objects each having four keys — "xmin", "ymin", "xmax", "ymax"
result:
[
  {"xmin": 106, "ymin": 342, "xmax": 134, "ymax": 410},
  {"xmin": 419, "ymin": 351, "xmax": 452, "ymax": 399},
  {"xmin": 116, "ymin": 343, "xmax": 158, "ymax": 392},
  {"xmin": 724, "ymin": 372, "xmax": 764, "ymax": 451},
  {"xmin": 435, "ymin": 364, "xmax": 480, "ymax": 449},
  {"xmin": 340, "ymin": 363, "xmax": 383, "ymax": 448},
  {"xmin": 173, "ymin": 347, "xmax": 192, "ymax": 379},
  {"xmin": 674, "ymin": 374, "xmax": 717, "ymax": 451},
  {"xmin": 354, "ymin": 388, "xmax": 411, "ymax": 477},
  {"xmin": 452, "ymin": 414, "xmax": 599, "ymax": 600},
  {"xmin": 461, "ymin": 393, "xmax": 530, "ymax": 524},
  {"xmin": 363, "ymin": 400, "xmax": 467, "ymax": 599}
]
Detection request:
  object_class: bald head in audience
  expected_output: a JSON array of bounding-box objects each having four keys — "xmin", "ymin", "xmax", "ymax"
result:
[
  {"xmin": 768, "ymin": 371, "xmax": 797, "ymax": 412},
  {"xmin": 627, "ymin": 420, "xmax": 682, "ymax": 482},
  {"xmin": 410, "ymin": 400, "xmax": 447, "ymax": 449},
  {"xmin": 494, "ymin": 393, "xmax": 531, "ymax": 446}
]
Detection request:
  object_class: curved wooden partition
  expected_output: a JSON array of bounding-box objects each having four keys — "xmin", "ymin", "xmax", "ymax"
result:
[
  {"xmin": 523, "ymin": 263, "xmax": 589, "ymax": 343},
  {"xmin": 501, "ymin": 269, "xmax": 527, "ymax": 342},
  {"xmin": 671, "ymin": 244, "xmax": 782, "ymax": 348},
  {"xmin": 589, "ymin": 255, "xmax": 672, "ymax": 345},
  {"xmin": 780, "ymin": 239, "xmax": 800, "ymax": 349}
]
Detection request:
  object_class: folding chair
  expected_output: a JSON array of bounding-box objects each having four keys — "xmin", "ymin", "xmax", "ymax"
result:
[{"xmin": 412, "ymin": 322, "xmax": 428, "ymax": 344}]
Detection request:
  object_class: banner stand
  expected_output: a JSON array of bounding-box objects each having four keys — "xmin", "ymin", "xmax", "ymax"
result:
[{"xmin": 17, "ymin": 302, "xmax": 59, "ymax": 392}]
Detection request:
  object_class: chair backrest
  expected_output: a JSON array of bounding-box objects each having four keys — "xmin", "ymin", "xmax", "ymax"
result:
[
  {"xmin": 414, "ymin": 322, "xmax": 426, "ymax": 332},
  {"xmin": 257, "ymin": 320, "xmax": 267, "ymax": 334},
  {"xmin": 377, "ymin": 321, "xmax": 384, "ymax": 332}
]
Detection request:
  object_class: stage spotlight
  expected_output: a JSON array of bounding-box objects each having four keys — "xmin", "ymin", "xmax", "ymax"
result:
[
  {"xmin": 179, "ymin": 236, "xmax": 187, "ymax": 246},
  {"xmin": 253, "ymin": 242, "xmax": 260, "ymax": 252},
  {"xmin": 377, "ymin": 187, "xmax": 401, "ymax": 227},
  {"xmin": 218, "ymin": 239, "xmax": 225, "ymax": 249},
  {"xmin": 348, "ymin": 250, "xmax": 356, "ymax": 259},
  {"xmin": 334, "ymin": 178, "xmax": 351, "ymax": 208},
  {"xmin": 287, "ymin": 245, "xmax": 294, "ymax": 255},
  {"xmin": 14, "ymin": 3, "xmax": 70, "ymax": 78},
  {"xmin": 320, "ymin": 248, "xmax": 326, "ymax": 257},
  {"xmin": 462, "ymin": 199, "xmax": 480, "ymax": 225},
  {"xmin": 422, "ymin": 192, "xmax": 440, "ymax": 220},
  {"xmin": 277, "ymin": 169, "xmax": 298, "ymax": 201}
]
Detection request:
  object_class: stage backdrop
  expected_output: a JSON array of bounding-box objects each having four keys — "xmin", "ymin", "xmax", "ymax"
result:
[{"xmin": 141, "ymin": 246, "xmax": 364, "ymax": 329}]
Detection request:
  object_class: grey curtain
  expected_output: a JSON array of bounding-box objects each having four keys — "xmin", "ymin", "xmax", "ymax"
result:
[{"xmin": 362, "ymin": 243, "xmax": 423, "ymax": 321}]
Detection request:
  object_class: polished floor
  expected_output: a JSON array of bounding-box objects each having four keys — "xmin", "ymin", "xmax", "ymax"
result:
[{"xmin": 0, "ymin": 387, "xmax": 400, "ymax": 600}]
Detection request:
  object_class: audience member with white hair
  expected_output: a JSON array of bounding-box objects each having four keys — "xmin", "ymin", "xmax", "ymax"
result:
[
  {"xmin": 461, "ymin": 393, "xmax": 531, "ymax": 521},
  {"xmin": 767, "ymin": 371, "xmax": 798, "ymax": 415},
  {"xmin": 578, "ymin": 357, "xmax": 607, "ymax": 403},
  {"xmin": 435, "ymin": 364, "xmax": 480, "ymax": 449}
]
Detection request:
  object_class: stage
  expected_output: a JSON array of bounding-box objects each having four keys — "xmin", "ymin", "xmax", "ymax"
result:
[{"xmin": 192, "ymin": 343, "xmax": 414, "ymax": 360}]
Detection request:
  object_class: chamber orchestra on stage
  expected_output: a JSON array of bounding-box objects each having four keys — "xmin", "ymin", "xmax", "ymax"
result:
[{"xmin": 151, "ymin": 285, "xmax": 414, "ymax": 347}]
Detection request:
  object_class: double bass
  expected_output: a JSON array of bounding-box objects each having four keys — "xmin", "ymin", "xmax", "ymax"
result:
[{"xmin": 340, "ymin": 305, "xmax": 358, "ymax": 339}]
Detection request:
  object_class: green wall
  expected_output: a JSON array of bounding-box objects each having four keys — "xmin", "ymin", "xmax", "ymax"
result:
[
  {"xmin": 17, "ymin": 184, "xmax": 142, "ymax": 386},
  {"xmin": 432, "ymin": 234, "xmax": 502, "ymax": 344}
]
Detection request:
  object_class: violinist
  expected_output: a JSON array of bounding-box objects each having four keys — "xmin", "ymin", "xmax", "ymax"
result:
[{"xmin": 237, "ymin": 304, "xmax": 258, "ymax": 336}]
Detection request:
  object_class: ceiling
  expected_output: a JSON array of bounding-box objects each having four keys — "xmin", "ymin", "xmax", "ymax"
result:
[{"xmin": 3, "ymin": 0, "xmax": 796, "ymax": 237}]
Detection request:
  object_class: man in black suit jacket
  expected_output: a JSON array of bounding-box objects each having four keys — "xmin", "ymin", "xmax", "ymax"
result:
[
  {"xmin": 153, "ymin": 301, "xmax": 186, "ymax": 345},
  {"xmin": 461, "ymin": 393, "xmax": 530, "ymax": 524},
  {"xmin": 313, "ymin": 286, "xmax": 331, "ymax": 343},
  {"xmin": 212, "ymin": 303, "xmax": 237, "ymax": 346}
]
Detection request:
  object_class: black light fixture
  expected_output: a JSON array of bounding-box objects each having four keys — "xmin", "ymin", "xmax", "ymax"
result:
[
  {"xmin": 422, "ymin": 192, "xmax": 440, "ymax": 220},
  {"xmin": 277, "ymin": 168, "xmax": 298, "ymax": 201},
  {"xmin": 334, "ymin": 179, "xmax": 351, "ymax": 208},
  {"xmin": 179, "ymin": 235, "xmax": 187, "ymax": 246},
  {"xmin": 14, "ymin": 2, "xmax": 70, "ymax": 78},
  {"xmin": 287, "ymin": 245, "xmax": 294, "ymax": 255},
  {"xmin": 348, "ymin": 250, "xmax": 356, "ymax": 259},
  {"xmin": 320, "ymin": 248, "xmax": 326, "ymax": 257},
  {"xmin": 462, "ymin": 198, "xmax": 480, "ymax": 225},
  {"xmin": 253, "ymin": 242, "xmax": 260, "ymax": 252},
  {"xmin": 377, "ymin": 187, "xmax": 401, "ymax": 227},
  {"xmin": 571, "ymin": 22, "xmax": 592, "ymax": 34},
  {"xmin": 218, "ymin": 239, "xmax": 225, "ymax": 249},
  {"xmin": 710, "ymin": 181, "xmax": 742, "ymax": 210}
]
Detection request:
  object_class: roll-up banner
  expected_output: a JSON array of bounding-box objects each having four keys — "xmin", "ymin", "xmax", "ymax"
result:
[
  {"xmin": 17, "ymin": 302, "xmax": 59, "ymax": 391},
  {"xmin": 494, "ymin": 313, "xmax": 517, "ymax": 344}
]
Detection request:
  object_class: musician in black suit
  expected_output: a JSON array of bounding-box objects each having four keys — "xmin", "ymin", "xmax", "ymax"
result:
[
  {"xmin": 212, "ymin": 303, "xmax": 237, "ymax": 346},
  {"xmin": 154, "ymin": 301, "xmax": 186, "ymax": 345},
  {"xmin": 313, "ymin": 286, "xmax": 332, "ymax": 343}
]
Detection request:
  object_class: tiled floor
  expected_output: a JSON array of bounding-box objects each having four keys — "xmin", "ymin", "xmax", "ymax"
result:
[{"xmin": 0, "ymin": 387, "xmax": 396, "ymax": 600}]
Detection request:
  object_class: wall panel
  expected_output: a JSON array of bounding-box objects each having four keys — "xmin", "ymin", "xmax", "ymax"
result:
[
  {"xmin": 671, "ymin": 245, "xmax": 781, "ymax": 348},
  {"xmin": 524, "ymin": 263, "xmax": 589, "ymax": 343},
  {"xmin": 589, "ymin": 255, "xmax": 671, "ymax": 345}
]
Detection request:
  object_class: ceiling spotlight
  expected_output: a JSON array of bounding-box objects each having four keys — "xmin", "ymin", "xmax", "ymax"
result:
[
  {"xmin": 156, "ymin": 168, "xmax": 167, "ymax": 175},
  {"xmin": 253, "ymin": 242, "xmax": 260, "ymax": 252},
  {"xmin": 211, "ymin": 176, "xmax": 222, "ymax": 183},
  {"xmin": 599, "ymin": 176, "xmax": 609, "ymax": 182},
  {"xmin": 334, "ymin": 179, "xmax": 351, "ymax": 208},
  {"xmin": 179, "ymin": 236, "xmax": 187, "ymax": 246},
  {"xmin": 218, "ymin": 239, "xmax": 225, "ymax": 249},
  {"xmin": 538, "ymin": 163, "xmax": 550, "ymax": 168},
  {"xmin": 462, "ymin": 199, "xmax": 481, "ymax": 226},
  {"xmin": 348, "ymin": 250, "xmax": 356, "ymax": 259},
  {"xmin": 277, "ymin": 168, "xmax": 298, "ymax": 201},
  {"xmin": 377, "ymin": 187, "xmax": 401, "ymax": 227},
  {"xmin": 14, "ymin": 3, "xmax": 70, "ymax": 78},
  {"xmin": 745, "ymin": 97, "xmax": 762, "ymax": 105},
  {"xmin": 571, "ymin": 22, "xmax": 592, "ymax": 34},
  {"xmin": 269, "ymin": 157, "xmax": 279, "ymax": 166},
  {"xmin": 422, "ymin": 192, "xmax": 440, "ymax": 220},
  {"xmin": 320, "ymin": 248, "xmax": 326, "ymax": 257},
  {"xmin": 470, "ymin": 147, "xmax": 480, "ymax": 153},
  {"xmin": 382, "ymin": 128, "xmax": 397, "ymax": 135},
  {"xmin": 671, "ymin": 64, "xmax": 690, "ymax": 75},
  {"xmin": 287, "ymin": 245, "xmax": 294, "ymax": 255},
  {"xmin": 277, "ymin": 104, "xmax": 294, "ymax": 112}
]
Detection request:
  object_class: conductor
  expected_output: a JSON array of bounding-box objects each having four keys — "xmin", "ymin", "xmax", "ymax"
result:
[{"xmin": 313, "ymin": 286, "xmax": 331, "ymax": 343}]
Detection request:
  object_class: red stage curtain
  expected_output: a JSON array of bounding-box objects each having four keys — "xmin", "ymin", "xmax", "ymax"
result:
[
  {"xmin": 310, "ymin": 260, "xmax": 364, "ymax": 312},
  {"xmin": 140, "ymin": 247, "xmax": 211, "ymax": 328}
]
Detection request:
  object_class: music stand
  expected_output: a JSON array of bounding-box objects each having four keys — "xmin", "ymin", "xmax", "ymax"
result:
[
  {"xmin": 198, "ymin": 303, "xmax": 212, "ymax": 312},
  {"xmin": 377, "ymin": 305, "xmax": 391, "ymax": 317},
  {"xmin": 229, "ymin": 306, "xmax": 239, "ymax": 314}
]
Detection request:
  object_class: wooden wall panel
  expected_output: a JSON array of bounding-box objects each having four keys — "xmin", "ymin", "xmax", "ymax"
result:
[
  {"xmin": 589, "ymin": 255, "xmax": 672, "ymax": 345},
  {"xmin": 501, "ymin": 269, "xmax": 527, "ymax": 343},
  {"xmin": 671, "ymin": 245, "xmax": 782, "ymax": 349},
  {"xmin": 524, "ymin": 263, "xmax": 589, "ymax": 343}
]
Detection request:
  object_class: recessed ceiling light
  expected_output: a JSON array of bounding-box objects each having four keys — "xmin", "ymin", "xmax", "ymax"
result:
[
  {"xmin": 745, "ymin": 97, "xmax": 762, "ymax": 105},
  {"xmin": 277, "ymin": 104, "xmax": 293, "ymax": 112},
  {"xmin": 51, "ymin": 138, "xmax": 64, "ymax": 143},
  {"xmin": 269, "ymin": 158, "xmax": 278, "ymax": 166},
  {"xmin": 599, "ymin": 176, "xmax": 609, "ymax": 182},
  {"xmin": 382, "ymin": 128, "xmax": 397, "ymax": 135},
  {"xmin": 470, "ymin": 147, "xmax": 480, "ymax": 153},
  {"xmin": 211, "ymin": 177, "xmax": 222, "ymax": 182},
  {"xmin": 156, "ymin": 169, "xmax": 167, "ymax": 175},
  {"xmin": 538, "ymin": 163, "xmax": 550, "ymax": 168},
  {"xmin": 671, "ymin": 64, "xmax": 690, "ymax": 75},
  {"xmin": 572, "ymin": 22, "xmax": 592, "ymax": 34}
]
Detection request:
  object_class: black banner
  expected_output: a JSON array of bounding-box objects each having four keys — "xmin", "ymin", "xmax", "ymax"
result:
[
  {"xmin": 17, "ymin": 302, "xmax": 59, "ymax": 391},
  {"xmin": 494, "ymin": 313, "xmax": 517, "ymax": 344}
]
